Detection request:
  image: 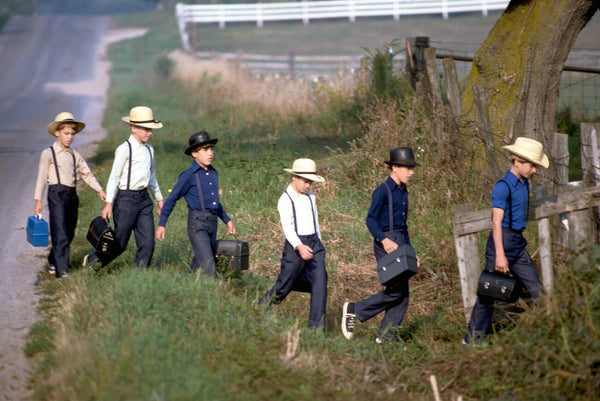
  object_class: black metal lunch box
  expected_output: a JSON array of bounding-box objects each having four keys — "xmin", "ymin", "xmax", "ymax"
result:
[
  {"xmin": 216, "ymin": 239, "xmax": 249, "ymax": 270},
  {"xmin": 476, "ymin": 270, "xmax": 522, "ymax": 303},
  {"xmin": 376, "ymin": 244, "xmax": 418, "ymax": 287},
  {"xmin": 86, "ymin": 216, "xmax": 122, "ymax": 265}
]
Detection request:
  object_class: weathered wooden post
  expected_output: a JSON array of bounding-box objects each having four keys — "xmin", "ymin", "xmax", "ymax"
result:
[
  {"xmin": 580, "ymin": 123, "xmax": 600, "ymax": 244},
  {"xmin": 551, "ymin": 133, "xmax": 569, "ymax": 251},
  {"xmin": 406, "ymin": 36, "xmax": 429, "ymax": 88},
  {"xmin": 442, "ymin": 57, "xmax": 461, "ymax": 118},
  {"xmin": 535, "ymin": 187, "xmax": 553, "ymax": 293},
  {"xmin": 454, "ymin": 204, "xmax": 488, "ymax": 322},
  {"xmin": 423, "ymin": 47, "xmax": 441, "ymax": 103},
  {"xmin": 565, "ymin": 181, "xmax": 593, "ymax": 269}
]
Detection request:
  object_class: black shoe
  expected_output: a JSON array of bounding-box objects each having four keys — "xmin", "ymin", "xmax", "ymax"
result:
[{"xmin": 341, "ymin": 302, "xmax": 357, "ymax": 340}]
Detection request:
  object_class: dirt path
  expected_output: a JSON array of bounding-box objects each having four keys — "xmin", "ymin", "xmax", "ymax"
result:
[{"xmin": 0, "ymin": 16, "xmax": 146, "ymax": 400}]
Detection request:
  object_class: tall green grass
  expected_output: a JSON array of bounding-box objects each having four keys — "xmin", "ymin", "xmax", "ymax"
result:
[{"xmin": 26, "ymin": 7, "xmax": 600, "ymax": 401}]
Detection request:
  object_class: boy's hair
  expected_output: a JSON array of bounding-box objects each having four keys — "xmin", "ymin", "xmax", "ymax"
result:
[
  {"xmin": 191, "ymin": 144, "xmax": 215, "ymax": 153},
  {"xmin": 55, "ymin": 122, "xmax": 78, "ymax": 133},
  {"xmin": 510, "ymin": 155, "xmax": 528, "ymax": 164}
]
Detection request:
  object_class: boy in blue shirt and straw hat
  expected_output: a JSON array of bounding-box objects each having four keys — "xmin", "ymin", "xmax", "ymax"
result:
[{"xmin": 464, "ymin": 137, "xmax": 548, "ymax": 345}]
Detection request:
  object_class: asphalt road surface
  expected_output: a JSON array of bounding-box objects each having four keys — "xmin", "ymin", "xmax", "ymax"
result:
[{"xmin": 0, "ymin": 15, "xmax": 144, "ymax": 400}]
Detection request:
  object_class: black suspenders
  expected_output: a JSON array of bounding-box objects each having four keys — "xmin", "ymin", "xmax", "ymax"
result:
[
  {"xmin": 498, "ymin": 179, "xmax": 529, "ymax": 230},
  {"xmin": 49, "ymin": 146, "xmax": 76, "ymax": 186},
  {"xmin": 194, "ymin": 171, "xmax": 206, "ymax": 210},
  {"xmin": 383, "ymin": 182, "xmax": 394, "ymax": 231},
  {"xmin": 125, "ymin": 140, "xmax": 152, "ymax": 190},
  {"xmin": 284, "ymin": 191, "xmax": 317, "ymax": 235}
]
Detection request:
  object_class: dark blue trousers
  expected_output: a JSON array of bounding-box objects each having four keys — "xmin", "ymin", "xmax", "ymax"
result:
[
  {"xmin": 260, "ymin": 234, "xmax": 328, "ymax": 329},
  {"xmin": 47, "ymin": 184, "xmax": 78, "ymax": 277},
  {"xmin": 466, "ymin": 229, "xmax": 544, "ymax": 341},
  {"xmin": 88, "ymin": 189, "xmax": 155, "ymax": 268},
  {"xmin": 187, "ymin": 210, "xmax": 218, "ymax": 275},
  {"xmin": 355, "ymin": 230, "xmax": 409, "ymax": 339}
]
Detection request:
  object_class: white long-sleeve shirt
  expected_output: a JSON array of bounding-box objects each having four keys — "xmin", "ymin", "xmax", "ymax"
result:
[
  {"xmin": 105, "ymin": 135, "xmax": 163, "ymax": 203},
  {"xmin": 277, "ymin": 184, "xmax": 321, "ymax": 249}
]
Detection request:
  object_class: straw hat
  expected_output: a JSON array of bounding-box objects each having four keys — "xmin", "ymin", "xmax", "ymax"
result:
[
  {"xmin": 284, "ymin": 158, "xmax": 325, "ymax": 183},
  {"xmin": 47, "ymin": 112, "xmax": 85, "ymax": 136},
  {"xmin": 185, "ymin": 131, "xmax": 218, "ymax": 155},
  {"xmin": 121, "ymin": 106, "xmax": 163, "ymax": 129},
  {"xmin": 384, "ymin": 147, "xmax": 421, "ymax": 167},
  {"xmin": 502, "ymin": 137, "xmax": 549, "ymax": 168}
]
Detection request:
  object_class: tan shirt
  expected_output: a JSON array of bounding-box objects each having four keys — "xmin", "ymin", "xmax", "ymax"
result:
[{"xmin": 34, "ymin": 141, "xmax": 103, "ymax": 200}]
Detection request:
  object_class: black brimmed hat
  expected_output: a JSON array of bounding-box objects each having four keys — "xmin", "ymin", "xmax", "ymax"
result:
[
  {"xmin": 384, "ymin": 147, "xmax": 421, "ymax": 167},
  {"xmin": 185, "ymin": 131, "xmax": 218, "ymax": 155}
]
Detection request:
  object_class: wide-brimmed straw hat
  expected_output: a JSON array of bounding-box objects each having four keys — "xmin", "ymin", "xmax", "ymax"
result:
[
  {"xmin": 502, "ymin": 137, "xmax": 549, "ymax": 168},
  {"xmin": 121, "ymin": 106, "xmax": 163, "ymax": 129},
  {"xmin": 185, "ymin": 131, "xmax": 218, "ymax": 155},
  {"xmin": 384, "ymin": 147, "xmax": 421, "ymax": 167},
  {"xmin": 284, "ymin": 158, "xmax": 325, "ymax": 183},
  {"xmin": 47, "ymin": 112, "xmax": 85, "ymax": 136}
]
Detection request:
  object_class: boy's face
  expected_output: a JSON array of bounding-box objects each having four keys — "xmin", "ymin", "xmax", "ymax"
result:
[
  {"xmin": 513, "ymin": 158, "xmax": 537, "ymax": 179},
  {"xmin": 130, "ymin": 125, "xmax": 153, "ymax": 144},
  {"xmin": 291, "ymin": 175, "xmax": 313, "ymax": 194},
  {"xmin": 391, "ymin": 165, "xmax": 415, "ymax": 185},
  {"xmin": 192, "ymin": 146, "xmax": 214, "ymax": 169},
  {"xmin": 55, "ymin": 123, "xmax": 77, "ymax": 149}
]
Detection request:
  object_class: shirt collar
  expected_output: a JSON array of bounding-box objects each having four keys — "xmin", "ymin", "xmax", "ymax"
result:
[
  {"xmin": 128, "ymin": 135, "xmax": 147, "ymax": 149},
  {"xmin": 386, "ymin": 176, "xmax": 406, "ymax": 191},
  {"xmin": 286, "ymin": 184, "xmax": 310, "ymax": 199},
  {"xmin": 505, "ymin": 170, "xmax": 526, "ymax": 187},
  {"xmin": 192, "ymin": 161, "xmax": 214, "ymax": 173},
  {"xmin": 52, "ymin": 141, "xmax": 72, "ymax": 153}
]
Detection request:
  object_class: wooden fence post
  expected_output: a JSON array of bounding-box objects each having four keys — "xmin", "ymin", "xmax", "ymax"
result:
[
  {"xmin": 536, "ymin": 187, "xmax": 553, "ymax": 293},
  {"xmin": 424, "ymin": 47, "xmax": 441, "ymax": 103},
  {"xmin": 442, "ymin": 57, "xmax": 461, "ymax": 118},
  {"xmin": 566, "ymin": 181, "xmax": 593, "ymax": 269},
  {"xmin": 551, "ymin": 133, "xmax": 569, "ymax": 251},
  {"xmin": 580, "ymin": 123, "xmax": 600, "ymax": 245},
  {"xmin": 454, "ymin": 204, "xmax": 482, "ymax": 323}
]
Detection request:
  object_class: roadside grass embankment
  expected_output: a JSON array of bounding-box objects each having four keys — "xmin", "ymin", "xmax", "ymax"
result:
[{"xmin": 26, "ymin": 8, "xmax": 600, "ymax": 401}]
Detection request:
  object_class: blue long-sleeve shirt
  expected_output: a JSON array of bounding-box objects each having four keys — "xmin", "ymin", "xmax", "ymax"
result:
[
  {"xmin": 158, "ymin": 161, "xmax": 230, "ymax": 227},
  {"xmin": 366, "ymin": 176, "xmax": 410, "ymax": 245}
]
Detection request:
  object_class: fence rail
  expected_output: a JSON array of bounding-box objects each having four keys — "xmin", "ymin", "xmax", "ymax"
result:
[{"xmin": 176, "ymin": 0, "xmax": 509, "ymax": 49}]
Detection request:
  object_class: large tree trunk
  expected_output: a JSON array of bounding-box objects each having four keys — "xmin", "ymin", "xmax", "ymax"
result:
[{"xmin": 460, "ymin": 0, "xmax": 599, "ymax": 184}]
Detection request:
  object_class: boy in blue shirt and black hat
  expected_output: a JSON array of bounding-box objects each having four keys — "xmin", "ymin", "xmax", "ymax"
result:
[{"xmin": 155, "ymin": 131, "xmax": 235, "ymax": 275}]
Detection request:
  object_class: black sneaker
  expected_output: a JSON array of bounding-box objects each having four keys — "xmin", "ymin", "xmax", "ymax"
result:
[{"xmin": 341, "ymin": 302, "xmax": 357, "ymax": 339}]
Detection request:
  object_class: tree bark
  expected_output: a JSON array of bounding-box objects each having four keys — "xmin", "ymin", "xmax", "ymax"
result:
[{"xmin": 461, "ymin": 0, "xmax": 599, "ymax": 184}]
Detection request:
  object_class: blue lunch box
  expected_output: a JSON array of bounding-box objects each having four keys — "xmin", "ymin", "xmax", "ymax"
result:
[{"xmin": 27, "ymin": 215, "xmax": 49, "ymax": 247}]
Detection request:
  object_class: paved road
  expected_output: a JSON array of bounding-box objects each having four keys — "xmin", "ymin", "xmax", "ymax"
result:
[{"xmin": 0, "ymin": 15, "xmax": 112, "ymax": 400}]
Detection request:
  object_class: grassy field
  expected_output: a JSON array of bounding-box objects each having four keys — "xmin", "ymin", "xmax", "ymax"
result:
[{"xmin": 25, "ymin": 5, "xmax": 600, "ymax": 401}]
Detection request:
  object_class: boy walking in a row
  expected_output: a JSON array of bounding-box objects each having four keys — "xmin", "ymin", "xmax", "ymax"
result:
[
  {"xmin": 84, "ymin": 106, "xmax": 164, "ymax": 268},
  {"xmin": 34, "ymin": 112, "xmax": 106, "ymax": 278}
]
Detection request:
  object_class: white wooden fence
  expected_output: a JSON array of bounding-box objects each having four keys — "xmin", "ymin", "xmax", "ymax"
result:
[{"xmin": 175, "ymin": 0, "xmax": 509, "ymax": 50}]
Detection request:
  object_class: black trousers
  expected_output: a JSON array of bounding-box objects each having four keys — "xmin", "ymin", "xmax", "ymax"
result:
[
  {"xmin": 47, "ymin": 184, "xmax": 78, "ymax": 277},
  {"xmin": 91, "ymin": 189, "xmax": 155, "ymax": 268},
  {"xmin": 354, "ymin": 230, "xmax": 409, "ymax": 339},
  {"xmin": 260, "ymin": 234, "xmax": 328, "ymax": 329}
]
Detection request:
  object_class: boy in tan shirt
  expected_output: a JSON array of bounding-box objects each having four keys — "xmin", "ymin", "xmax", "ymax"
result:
[{"xmin": 34, "ymin": 112, "xmax": 106, "ymax": 278}]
